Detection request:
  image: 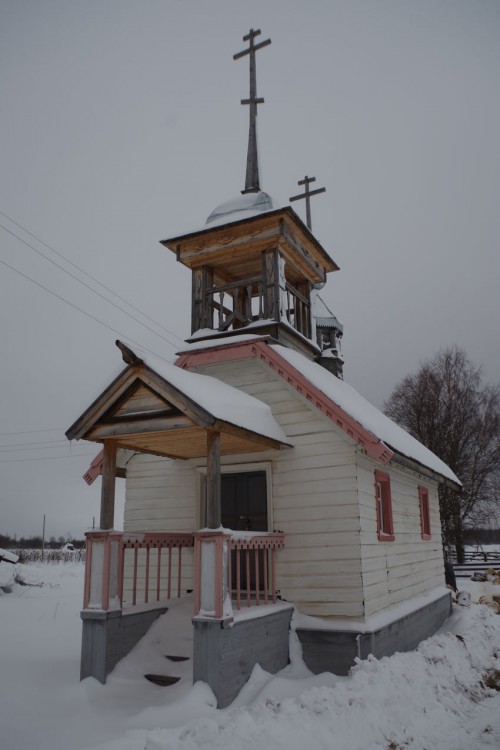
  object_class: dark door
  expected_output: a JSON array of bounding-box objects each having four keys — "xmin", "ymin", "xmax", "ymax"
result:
[
  {"xmin": 221, "ymin": 471, "xmax": 268, "ymax": 593},
  {"xmin": 221, "ymin": 471, "xmax": 268, "ymax": 532}
]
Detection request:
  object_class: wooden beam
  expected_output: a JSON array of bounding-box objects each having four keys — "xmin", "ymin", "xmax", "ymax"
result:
[
  {"xmin": 213, "ymin": 419, "xmax": 291, "ymax": 450},
  {"xmin": 100, "ymin": 441, "xmax": 117, "ymax": 530},
  {"xmin": 87, "ymin": 414, "xmax": 196, "ymax": 439},
  {"xmin": 206, "ymin": 430, "xmax": 221, "ymax": 528}
]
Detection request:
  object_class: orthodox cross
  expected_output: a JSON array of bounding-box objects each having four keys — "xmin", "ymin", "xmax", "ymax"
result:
[
  {"xmin": 289, "ymin": 176, "xmax": 326, "ymax": 231},
  {"xmin": 233, "ymin": 28, "xmax": 271, "ymax": 194}
]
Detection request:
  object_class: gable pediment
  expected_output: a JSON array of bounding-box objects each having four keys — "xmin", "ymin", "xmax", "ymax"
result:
[
  {"xmin": 67, "ymin": 353, "xmax": 291, "ymax": 460},
  {"xmin": 107, "ymin": 382, "xmax": 183, "ymax": 420}
]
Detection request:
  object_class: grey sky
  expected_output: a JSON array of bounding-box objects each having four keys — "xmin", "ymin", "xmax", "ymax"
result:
[{"xmin": 1, "ymin": 0, "xmax": 499, "ymax": 539}]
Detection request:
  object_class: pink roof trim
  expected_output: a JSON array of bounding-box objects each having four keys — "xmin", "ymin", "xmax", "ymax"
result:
[
  {"xmin": 175, "ymin": 341, "xmax": 393, "ymax": 465},
  {"xmin": 83, "ymin": 450, "xmax": 103, "ymax": 486}
]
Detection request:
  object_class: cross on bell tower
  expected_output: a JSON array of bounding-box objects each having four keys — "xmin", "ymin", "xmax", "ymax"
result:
[
  {"xmin": 289, "ymin": 176, "xmax": 326, "ymax": 231},
  {"xmin": 233, "ymin": 28, "xmax": 271, "ymax": 194}
]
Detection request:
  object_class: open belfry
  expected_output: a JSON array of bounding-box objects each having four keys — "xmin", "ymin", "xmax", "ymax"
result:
[
  {"xmin": 161, "ymin": 28, "xmax": 343, "ymax": 372},
  {"xmin": 68, "ymin": 29, "xmax": 459, "ymax": 708}
]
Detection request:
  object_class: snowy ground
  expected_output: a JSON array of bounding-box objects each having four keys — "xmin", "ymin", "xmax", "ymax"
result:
[{"xmin": 1, "ymin": 560, "xmax": 500, "ymax": 750}]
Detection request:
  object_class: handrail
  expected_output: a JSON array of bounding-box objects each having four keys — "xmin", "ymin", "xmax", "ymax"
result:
[
  {"xmin": 193, "ymin": 530, "xmax": 285, "ymax": 619},
  {"xmin": 230, "ymin": 532, "xmax": 285, "ymax": 610},
  {"xmin": 83, "ymin": 531, "xmax": 194, "ymax": 611}
]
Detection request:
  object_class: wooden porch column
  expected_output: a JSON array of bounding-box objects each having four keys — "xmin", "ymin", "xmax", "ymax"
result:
[
  {"xmin": 100, "ymin": 440, "xmax": 117, "ymax": 530},
  {"xmin": 206, "ymin": 429, "xmax": 221, "ymax": 528}
]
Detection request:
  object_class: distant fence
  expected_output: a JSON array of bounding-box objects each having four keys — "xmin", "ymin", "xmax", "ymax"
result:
[
  {"xmin": 14, "ymin": 549, "xmax": 86, "ymax": 564},
  {"xmin": 448, "ymin": 549, "xmax": 500, "ymax": 578}
]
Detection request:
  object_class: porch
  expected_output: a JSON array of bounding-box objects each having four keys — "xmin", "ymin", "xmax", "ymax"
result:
[
  {"xmin": 80, "ymin": 527, "xmax": 290, "ymax": 706},
  {"xmin": 66, "ymin": 342, "xmax": 293, "ymax": 703}
]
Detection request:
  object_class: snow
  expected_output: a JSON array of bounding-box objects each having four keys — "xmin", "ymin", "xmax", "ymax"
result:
[
  {"xmin": 162, "ymin": 192, "xmax": 283, "ymax": 239},
  {"xmin": 293, "ymin": 586, "xmax": 450, "ymax": 634},
  {"xmin": 131, "ymin": 348, "xmax": 291, "ymax": 447},
  {"xmin": 0, "ymin": 547, "xmax": 19, "ymax": 564},
  {"xmin": 182, "ymin": 331, "xmax": 268, "ymax": 346},
  {"xmin": 273, "ymin": 344, "xmax": 461, "ymax": 485},
  {"xmin": 205, "ymin": 192, "xmax": 279, "ymax": 225},
  {"xmin": 1, "ymin": 561, "xmax": 500, "ymax": 750}
]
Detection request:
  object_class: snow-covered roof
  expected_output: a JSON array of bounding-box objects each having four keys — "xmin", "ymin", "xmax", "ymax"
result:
[
  {"xmin": 179, "ymin": 333, "xmax": 269, "ymax": 351},
  {"xmin": 312, "ymin": 293, "xmax": 343, "ymax": 333},
  {"xmin": 271, "ymin": 345, "xmax": 460, "ymax": 485},
  {"xmin": 205, "ymin": 191, "xmax": 279, "ymax": 227},
  {"xmin": 162, "ymin": 192, "xmax": 285, "ymax": 242},
  {"xmin": 141, "ymin": 351, "xmax": 290, "ymax": 446}
]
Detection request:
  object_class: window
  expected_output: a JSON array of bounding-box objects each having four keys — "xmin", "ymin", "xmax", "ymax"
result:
[
  {"xmin": 419, "ymin": 486, "xmax": 431, "ymax": 540},
  {"xmin": 375, "ymin": 470, "xmax": 394, "ymax": 541}
]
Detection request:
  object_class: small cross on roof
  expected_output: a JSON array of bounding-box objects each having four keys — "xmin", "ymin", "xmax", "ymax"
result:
[{"xmin": 289, "ymin": 176, "xmax": 326, "ymax": 231}]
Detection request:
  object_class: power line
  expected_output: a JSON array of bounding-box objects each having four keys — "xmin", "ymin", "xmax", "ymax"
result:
[
  {"xmin": 0, "ymin": 452, "xmax": 96, "ymax": 464},
  {"xmin": 0, "ymin": 427, "xmax": 65, "ymax": 437},
  {"xmin": 0, "ymin": 442, "xmax": 72, "ymax": 453},
  {"xmin": 0, "ymin": 211, "xmax": 185, "ymax": 346},
  {"xmin": 0, "ymin": 255, "xmax": 171, "ymax": 361},
  {"xmin": 0, "ymin": 220, "xmax": 184, "ymax": 351}
]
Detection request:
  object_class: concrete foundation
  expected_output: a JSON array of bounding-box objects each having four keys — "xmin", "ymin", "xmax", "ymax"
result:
[
  {"xmin": 80, "ymin": 606, "xmax": 167, "ymax": 683},
  {"xmin": 296, "ymin": 591, "xmax": 452, "ymax": 675},
  {"xmin": 193, "ymin": 605, "xmax": 294, "ymax": 708}
]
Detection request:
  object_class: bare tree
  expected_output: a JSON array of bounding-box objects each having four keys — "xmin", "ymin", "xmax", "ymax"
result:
[{"xmin": 384, "ymin": 347, "xmax": 500, "ymax": 562}]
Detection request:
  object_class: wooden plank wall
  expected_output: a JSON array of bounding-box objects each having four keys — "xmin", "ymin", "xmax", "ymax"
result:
[
  {"xmin": 122, "ymin": 455, "xmax": 196, "ymax": 602},
  {"xmin": 120, "ymin": 357, "xmax": 446, "ymax": 622},
  {"xmin": 191, "ymin": 359, "xmax": 364, "ymax": 619},
  {"xmin": 357, "ymin": 453, "xmax": 445, "ymax": 618}
]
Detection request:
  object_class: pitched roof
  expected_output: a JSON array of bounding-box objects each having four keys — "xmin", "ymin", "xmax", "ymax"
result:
[
  {"xmin": 273, "ymin": 345, "xmax": 460, "ymax": 486},
  {"xmin": 177, "ymin": 337, "xmax": 461, "ymax": 488}
]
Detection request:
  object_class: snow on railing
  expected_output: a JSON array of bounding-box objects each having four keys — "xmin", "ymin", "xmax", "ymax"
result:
[{"xmin": 83, "ymin": 531, "xmax": 194, "ymax": 611}]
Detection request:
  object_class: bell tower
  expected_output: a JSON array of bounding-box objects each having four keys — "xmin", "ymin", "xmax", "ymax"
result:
[{"xmin": 160, "ymin": 29, "xmax": 340, "ymax": 360}]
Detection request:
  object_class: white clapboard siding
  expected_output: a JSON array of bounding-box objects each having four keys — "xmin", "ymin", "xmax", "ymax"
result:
[
  {"xmin": 190, "ymin": 358, "xmax": 364, "ymax": 618},
  {"xmin": 124, "ymin": 459, "xmax": 196, "ymax": 528},
  {"xmin": 121, "ymin": 354, "xmax": 447, "ymax": 624},
  {"xmin": 357, "ymin": 453, "xmax": 445, "ymax": 618}
]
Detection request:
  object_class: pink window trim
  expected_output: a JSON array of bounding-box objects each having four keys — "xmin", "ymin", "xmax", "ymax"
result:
[
  {"xmin": 419, "ymin": 486, "xmax": 432, "ymax": 540},
  {"xmin": 176, "ymin": 341, "xmax": 394, "ymax": 466},
  {"xmin": 375, "ymin": 470, "xmax": 395, "ymax": 542}
]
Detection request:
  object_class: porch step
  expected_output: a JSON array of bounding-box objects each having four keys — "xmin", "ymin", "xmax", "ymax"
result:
[
  {"xmin": 145, "ymin": 674, "xmax": 181, "ymax": 687},
  {"xmin": 165, "ymin": 654, "xmax": 190, "ymax": 662}
]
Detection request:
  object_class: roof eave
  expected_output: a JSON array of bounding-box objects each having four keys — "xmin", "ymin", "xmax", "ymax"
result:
[
  {"xmin": 389, "ymin": 450, "xmax": 462, "ymax": 492},
  {"xmin": 160, "ymin": 206, "xmax": 338, "ymax": 273}
]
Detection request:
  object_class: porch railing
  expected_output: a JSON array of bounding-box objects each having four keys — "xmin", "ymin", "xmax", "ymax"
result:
[
  {"xmin": 83, "ymin": 529, "xmax": 285, "ymax": 619},
  {"xmin": 230, "ymin": 533, "xmax": 285, "ymax": 610},
  {"xmin": 83, "ymin": 531, "xmax": 194, "ymax": 611},
  {"xmin": 120, "ymin": 532, "xmax": 195, "ymax": 607},
  {"xmin": 194, "ymin": 530, "xmax": 285, "ymax": 619}
]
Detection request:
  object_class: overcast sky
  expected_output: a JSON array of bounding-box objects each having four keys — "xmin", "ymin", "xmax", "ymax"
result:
[{"xmin": 1, "ymin": 0, "xmax": 499, "ymax": 539}]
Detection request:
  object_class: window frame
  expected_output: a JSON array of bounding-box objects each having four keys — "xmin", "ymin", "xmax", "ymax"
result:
[
  {"xmin": 418, "ymin": 485, "xmax": 432, "ymax": 540},
  {"xmin": 375, "ymin": 470, "xmax": 395, "ymax": 542}
]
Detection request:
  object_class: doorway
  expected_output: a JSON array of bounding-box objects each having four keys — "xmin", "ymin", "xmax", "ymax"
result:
[
  {"xmin": 221, "ymin": 470, "xmax": 268, "ymax": 593},
  {"xmin": 221, "ymin": 470, "xmax": 268, "ymax": 532}
]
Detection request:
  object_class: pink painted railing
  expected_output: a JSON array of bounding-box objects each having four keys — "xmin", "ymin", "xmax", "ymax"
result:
[
  {"xmin": 120, "ymin": 532, "xmax": 194, "ymax": 607},
  {"xmin": 230, "ymin": 533, "xmax": 285, "ymax": 610},
  {"xmin": 83, "ymin": 531, "xmax": 194, "ymax": 611},
  {"xmin": 193, "ymin": 530, "xmax": 285, "ymax": 619}
]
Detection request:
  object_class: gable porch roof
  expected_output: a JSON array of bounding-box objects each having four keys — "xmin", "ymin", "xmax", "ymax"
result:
[{"xmin": 66, "ymin": 344, "xmax": 291, "ymax": 462}]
